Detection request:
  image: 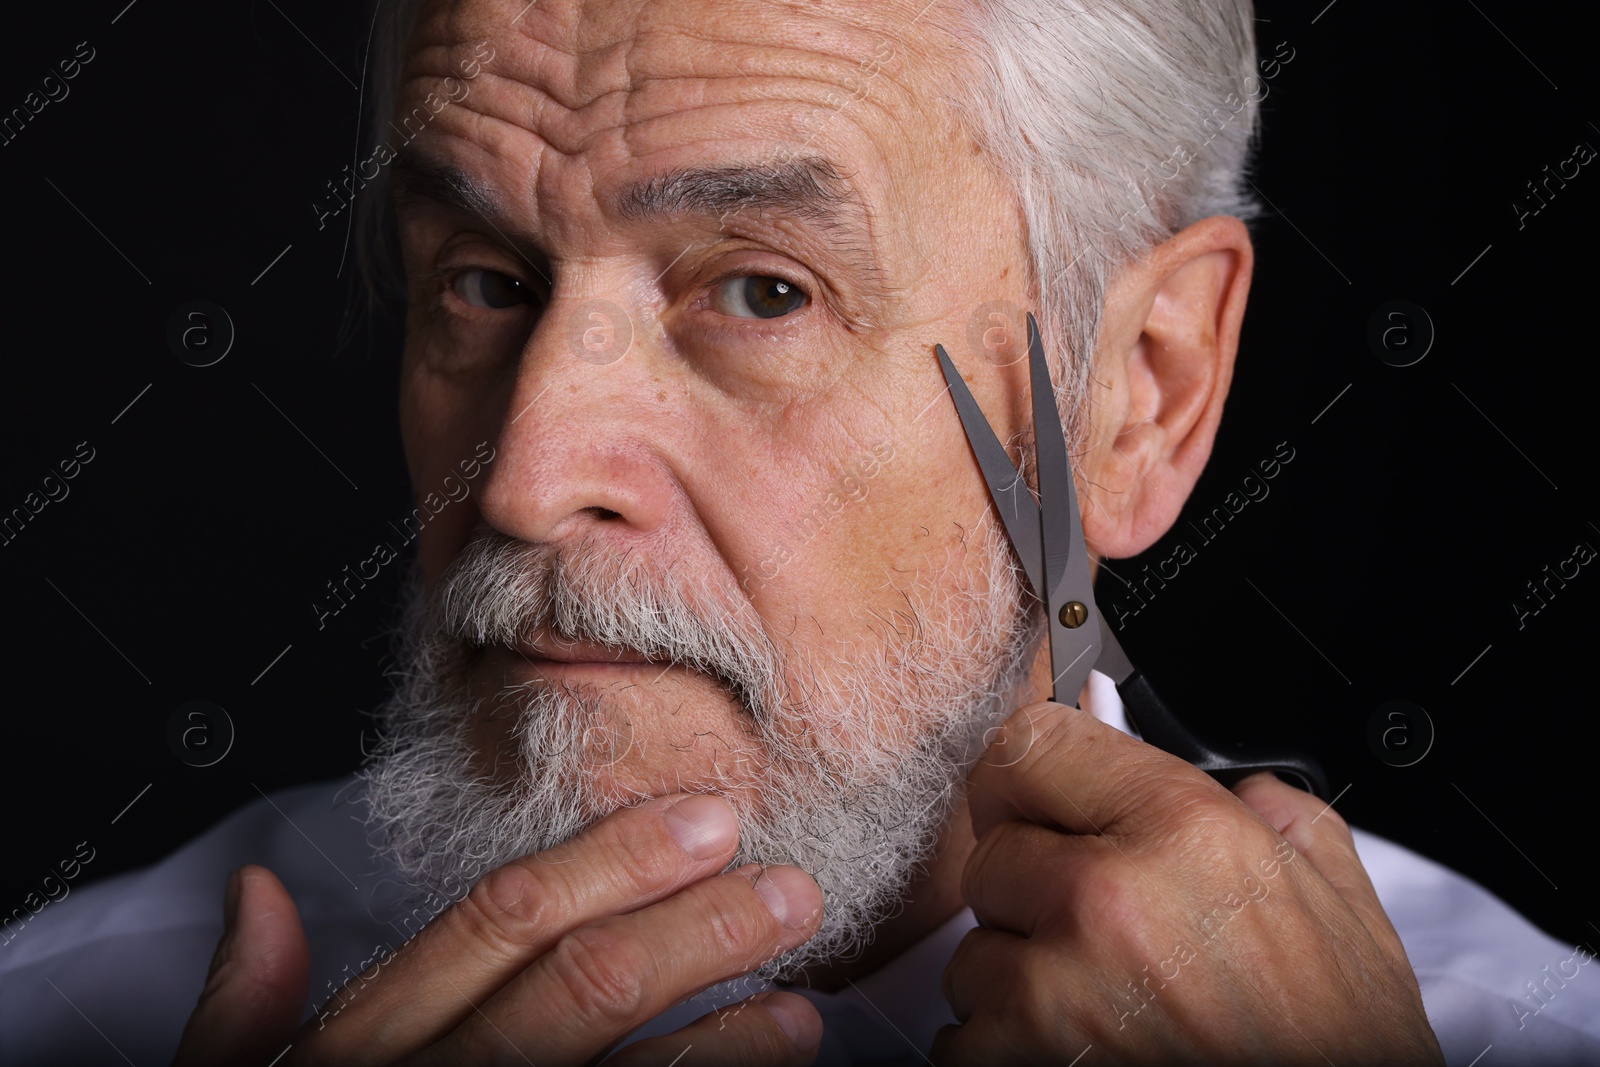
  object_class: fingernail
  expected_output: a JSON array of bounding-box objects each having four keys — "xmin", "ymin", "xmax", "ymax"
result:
[
  {"xmin": 223, "ymin": 867, "xmax": 243, "ymax": 933},
  {"xmin": 763, "ymin": 992, "xmax": 822, "ymax": 1051},
  {"xmin": 750, "ymin": 866, "xmax": 818, "ymax": 930},
  {"xmin": 663, "ymin": 795, "xmax": 737, "ymax": 860}
]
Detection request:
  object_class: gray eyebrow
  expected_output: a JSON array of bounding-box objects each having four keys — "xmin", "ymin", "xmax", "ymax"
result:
[
  {"xmin": 614, "ymin": 156, "xmax": 873, "ymax": 238},
  {"xmin": 393, "ymin": 149, "xmax": 872, "ymax": 237},
  {"xmin": 391, "ymin": 149, "xmax": 887, "ymax": 304},
  {"xmin": 392, "ymin": 151, "xmax": 502, "ymax": 219},
  {"xmin": 392, "ymin": 150, "xmax": 553, "ymax": 284},
  {"xmin": 615, "ymin": 156, "xmax": 888, "ymax": 304}
]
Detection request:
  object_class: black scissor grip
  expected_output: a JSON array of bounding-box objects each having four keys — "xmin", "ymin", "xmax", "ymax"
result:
[{"xmin": 1116, "ymin": 670, "xmax": 1330, "ymax": 801}]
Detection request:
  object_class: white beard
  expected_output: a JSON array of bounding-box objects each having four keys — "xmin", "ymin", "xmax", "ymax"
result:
[{"xmin": 360, "ymin": 519, "xmax": 1038, "ymax": 981}]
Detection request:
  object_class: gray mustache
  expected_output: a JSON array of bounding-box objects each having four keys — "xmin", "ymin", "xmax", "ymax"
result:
[{"xmin": 429, "ymin": 530, "xmax": 785, "ymax": 722}]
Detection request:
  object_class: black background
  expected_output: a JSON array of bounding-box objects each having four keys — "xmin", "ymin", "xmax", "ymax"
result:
[{"xmin": 2, "ymin": 0, "xmax": 1595, "ymax": 958}]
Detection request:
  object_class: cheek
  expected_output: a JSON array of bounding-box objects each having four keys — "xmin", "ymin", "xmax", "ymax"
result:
[
  {"xmin": 781, "ymin": 351, "xmax": 991, "ymax": 579},
  {"xmin": 400, "ymin": 357, "xmax": 500, "ymax": 585},
  {"xmin": 748, "ymin": 416, "xmax": 981, "ymax": 639},
  {"xmin": 418, "ymin": 500, "xmax": 484, "ymax": 586}
]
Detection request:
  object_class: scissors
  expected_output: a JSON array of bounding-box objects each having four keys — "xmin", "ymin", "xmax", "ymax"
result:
[{"xmin": 935, "ymin": 311, "xmax": 1329, "ymax": 799}]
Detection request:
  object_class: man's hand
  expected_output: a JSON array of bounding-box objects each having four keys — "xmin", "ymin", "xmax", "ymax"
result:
[
  {"xmin": 173, "ymin": 794, "xmax": 824, "ymax": 1066},
  {"xmin": 932, "ymin": 701, "xmax": 1444, "ymax": 1066}
]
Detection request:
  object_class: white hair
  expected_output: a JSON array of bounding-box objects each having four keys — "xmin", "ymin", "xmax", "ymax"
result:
[
  {"xmin": 350, "ymin": 0, "xmax": 1262, "ymax": 984},
  {"xmin": 354, "ymin": 0, "xmax": 1261, "ymax": 453},
  {"xmin": 362, "ymin": 517, "xmax": 1036, "ymax": 979},
  {"xmin": 941, "ymin": 0, "xmax": 1262, "ymax": 453}
]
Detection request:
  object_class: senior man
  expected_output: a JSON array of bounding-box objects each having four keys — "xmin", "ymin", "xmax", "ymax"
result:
[{"xmin": 5, "ymin": 0, "xmax": 1600, "ymax": 1064}]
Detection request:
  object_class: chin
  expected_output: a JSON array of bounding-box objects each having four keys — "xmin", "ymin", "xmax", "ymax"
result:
[
  {"xmin": 363, "ymin": 523, "xmax": 1034, "ymax": 981},
  {"xmin": 468, "ymin": 644, "xmax": 780, "ymax": 812}
]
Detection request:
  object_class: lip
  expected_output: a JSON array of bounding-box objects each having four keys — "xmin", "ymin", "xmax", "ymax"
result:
[{"xmin": 511, "ymin": 631, "xmax": 663, "ymax": 667}]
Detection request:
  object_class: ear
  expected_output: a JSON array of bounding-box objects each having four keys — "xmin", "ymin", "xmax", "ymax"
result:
[{"xmin": 1077, "ymin": 215, "xmax": 1253, "ymax": 560}]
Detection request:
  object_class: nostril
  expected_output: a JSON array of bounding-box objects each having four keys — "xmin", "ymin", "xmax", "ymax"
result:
[{"xmin": 590, "ymin": 507, "xmax": 623, "ymax": 521}]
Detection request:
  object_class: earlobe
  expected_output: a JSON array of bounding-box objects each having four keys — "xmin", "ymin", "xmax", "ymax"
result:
[{"xmin": 1079, "ymin": 216, "xmax": 1253, "ymax": 560}]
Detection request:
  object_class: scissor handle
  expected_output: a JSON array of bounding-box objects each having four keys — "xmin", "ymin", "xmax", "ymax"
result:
[{"xmin": 1115, "ymin": 670, "xmax": 1331, "ymax": 800}]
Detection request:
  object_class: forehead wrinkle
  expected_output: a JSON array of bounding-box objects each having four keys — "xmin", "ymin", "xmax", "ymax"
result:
[
  {"xmin": 425, "ymin": 0, "xmax": 936, "ymax": 137},
  {"xmin": 410, "ymin": 0, "xmax": 947, "ymax": 172},
  {"xmin": 404, "ymin": 0, "xmax": 959, "ymax": 305},
  {"xmin": 409, "ymin": 0, "xmax": 636, "ymax": 147}
]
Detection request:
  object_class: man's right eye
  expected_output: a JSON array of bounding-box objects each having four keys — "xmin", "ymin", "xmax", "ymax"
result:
[{"xmin": 452, "ymin": 268, "xmax": 533, "ymax": 309}]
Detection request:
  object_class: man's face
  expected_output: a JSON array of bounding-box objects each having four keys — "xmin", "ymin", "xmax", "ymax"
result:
[{"xmin": 378, "ymin": 0, "xmax": 1056, "ymax": 974}]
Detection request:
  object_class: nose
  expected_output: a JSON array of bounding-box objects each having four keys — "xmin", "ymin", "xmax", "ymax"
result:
[{"xmin": 476, "ymin": 296, "xmax": 679, "ymax": 548}]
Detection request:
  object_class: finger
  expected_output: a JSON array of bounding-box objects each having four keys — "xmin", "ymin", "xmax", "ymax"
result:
[
  {"xmin": 436, "ymin": 863, "xmax": 822, "ymax": 1065},
  {"xmin": 940, "ymin": 925, "xmax": 1018, "ymax": 1024},
  {"xmin": 307, "ymin": 792, "xmax": 740, "ymax": 1056},
  {"xmin": 959, "ymin": 819, "xmax": 1122, "ymax": 937},
  {"xmin": 1230, "ymin": 772, "xmax": 1410, "ymax": 965},
  {"xmin": 174, "ymin": 866, "xmax": 309, "ymax": 1067},
  {"xmin": 936, "ymin": 931, "xmax": 1094, "ymax": 1065},
  {"xmin": 941, "ymin": 924, "xmax": 1194, "ymax": 1063},
  {"xmin": 602, "ymin": 991, "xmax": 822, "ymax": 1067},
  {"xmin": 966, "ymin": 701, "xmax": 1228, "ymax": 843}
]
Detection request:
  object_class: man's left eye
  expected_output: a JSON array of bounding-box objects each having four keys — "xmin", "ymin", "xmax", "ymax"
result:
[{"xmin": 709, "ymin": 275, "xmax": 809, "ymax": 320}]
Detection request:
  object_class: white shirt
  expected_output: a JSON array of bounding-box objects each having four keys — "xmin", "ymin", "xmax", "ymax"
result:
[{"xmin": 3, "ymin": 671, "xmax": 1597, "ymax": 1065}]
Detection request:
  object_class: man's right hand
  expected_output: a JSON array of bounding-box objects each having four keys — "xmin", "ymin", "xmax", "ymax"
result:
[{"xmin": 172, "ymin": 793, "xmax": 825, "ymax": 1066}]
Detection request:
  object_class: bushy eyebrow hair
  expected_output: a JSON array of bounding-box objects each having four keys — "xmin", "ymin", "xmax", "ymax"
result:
[
  {"xmin": 616, "ymin": 156, "xmax": 889, "ymax": 302},
  {"xmin": 392, "ymin": 149, "xmax": 875, "ymax": 238},
  {"xmin": 613, "ymin": 156, "xmax": 874, "ymax": 241},
  {"xmin": 392, "ymin": 150, "xmax": 501, "ymax": 219},
  {"xmin": 390, "ymin": 148, "xmax": 889, "ymax": 304}
]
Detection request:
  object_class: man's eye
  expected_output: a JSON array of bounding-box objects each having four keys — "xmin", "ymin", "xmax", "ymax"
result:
[
  {"xmin": 710, "ymin": 275, "xmax": 809, "ymax": 320},
  {"xmin": 452, "ymin": 269, "xmax": 532, "ymax": 309}
]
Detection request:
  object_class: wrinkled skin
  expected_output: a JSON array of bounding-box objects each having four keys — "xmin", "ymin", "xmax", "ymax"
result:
[{"xmin": 174, "ymin": 0, "xmax": 1443, "ymax": 1063}]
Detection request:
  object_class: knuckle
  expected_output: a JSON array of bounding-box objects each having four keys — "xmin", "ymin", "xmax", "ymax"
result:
[
  {"xmin": 975, "ymin": 703, "xmax": 1069, "ymax": 780},
  {"xmin": 1018, "ymin": 701, "xmax": 1076, "ymax": 754},
  {"xmin": 1234, "ymin": 770, "xmax": 1338, "ymax": 830},
  {"xmin": 1014, "ymin": 709, "xmax": 1116, "ymax": 790},
  {"xmin": 1230, "ymin": 770, "xmax": 1286, "ymax": 805},
  {"xmin": 455, "ymin": 864, "xmax": 559, "ymax": 956},
  {"xmin": 1073, "ymin": 856, "xmax": 1144, "ymax": 933},
  {"xmin": 601, "ymin": 813, "xmax": 687, "ymax": 895},
  {"xmin": 1155, "ymin": 780, "xmax": 1241, "ymax": 844},
  {"xmin": 706, "ymin": 881, "xmax": 781, "ymax": 960},
  {"xmin": 958, "ymin": 834, "xmax": 996, "ymax": 910},
  {"xmin": 1013, "ymin": 950, "xmax": 1068, "ymax": 1036},
  {"xmin": 1115, "ymin": 757, "xmax": 1221, "ymax": 819},
  {"xmin": 1309, "ymin": 802, "xmax": 1352, "ymax": 838},
  {"xmin": 962, "ymin": 821, "xmax": 1031, "ymax": 911},
  {"xmin": 544, "ymin": 924, "xmax": 649, "ymax": 1026}
]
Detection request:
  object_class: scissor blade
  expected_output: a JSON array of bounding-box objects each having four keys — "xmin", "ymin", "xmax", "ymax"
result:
[
  {"xmin": 1025, "ymin": 313, "xmax": 1102, "ymax": 706},
  {"xmin": 1094, "ymin": 617, "xmax": 1136, "ymax": 687},
  {"xmin": 1028, "ymin": 314, "xmax": 1078, "ymax": 602},
  {"xmin": 935, "ymin": 344, "xmax": 1045, "ymax": 600}
]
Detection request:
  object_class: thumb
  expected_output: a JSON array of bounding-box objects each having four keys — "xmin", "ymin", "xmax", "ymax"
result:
[{"xmin": 173, "ymin": 865, "xmax": 310, "ymax": 1066}]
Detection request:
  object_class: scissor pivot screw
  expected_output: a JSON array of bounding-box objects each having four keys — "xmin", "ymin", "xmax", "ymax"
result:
[{"xmin": 1059, "ymin": 601, "xmax": 1088, "ymax": 628}]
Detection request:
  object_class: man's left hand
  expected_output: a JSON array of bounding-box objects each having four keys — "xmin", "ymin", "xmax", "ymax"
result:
[{"xmin": 932, "ymin": 701, "xmax": 1445, "ymax": 1065}]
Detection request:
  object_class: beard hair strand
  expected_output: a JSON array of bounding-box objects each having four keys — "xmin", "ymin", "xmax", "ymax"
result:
[{"xmin": 360, "ymin": 515, "xmax": 1039, "ymax": 982}]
